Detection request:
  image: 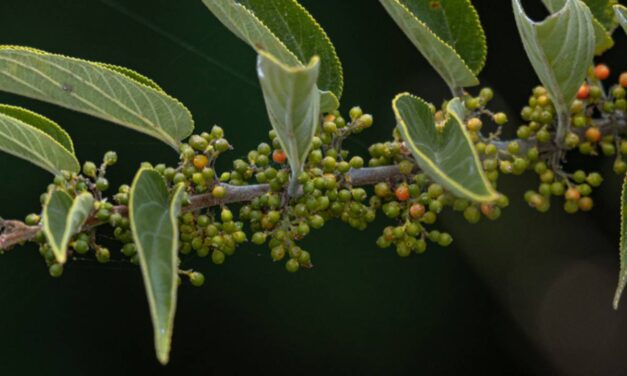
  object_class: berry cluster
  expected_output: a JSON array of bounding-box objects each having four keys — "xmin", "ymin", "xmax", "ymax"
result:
[{"xmin": 15, "ymin": 64, "xmax": 627, "ymax": 283}]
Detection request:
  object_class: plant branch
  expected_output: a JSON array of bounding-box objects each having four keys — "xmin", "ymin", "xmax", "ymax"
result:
[{"xmin": 1, "ymin": 116, "xmax": 625, "ymax": 252}]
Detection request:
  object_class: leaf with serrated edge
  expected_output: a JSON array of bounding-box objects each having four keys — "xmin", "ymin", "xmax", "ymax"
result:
[
  {"xmin": 0, "ymin": 104, "xmax": 74, "ymax": 153},
  {"xmin": 614, "ymin": 174, "xmax": 627, "ymax": 309},
  {"xmin": 42, "ymin": 191, "xmax": 94, "ymax": 264},
  {"xmin": 379, "ymin": 0, "xmax": 482, "ymax": 90},
  {"xmin": 0, "ymin": 109, "xmax": 79, "ymax": 174},
  {"xmin": 542, "ymin": 0, "xmax": 614, "ymax": 55},
  {"xmin": 513, "ymin": 0, "xmax": 595, "ymax": 143},
  {"xmin": 129, "ymin": 169, "xmax": 186, "ymax": 365},
  {"xmin": 393, "ymin": 93, "xmax": 497, "ymax": 202},
  {"xmin": 257, "ymin": 51, "xmax": 320, "ymax": 194},
  {"xmin": 202, "ymin": 0, "xmax": 341, "ymax": 112},
  {"xmin": 615, "ymin": 5, "xmax": 627, "ymax": 34},
  {"xmin": 0, "ymin": 46, "xmax": 193, "ymax": 149}
]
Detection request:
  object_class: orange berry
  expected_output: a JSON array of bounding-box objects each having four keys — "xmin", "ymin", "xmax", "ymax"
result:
[
  {"xmin": 584, "ymin": 127, "xmax": 601, "ymax": 143},
  {"xmin": 395, "ymin": 185, "xmax": 410, "ymax": 201},
  {"xmin": 594, "ymin": 64, "xmax": 610, "ymax": 80},
  {"xmin": 480, "ymin": 203, "xmax": 493, "ymax": 217},
  {"xmin": 620, "ymin": 72, "xmax": 627, "ymax": 88},
  {"xmin": 192, "ymin": 154, "xmax": 209, "ymax": 169},
  {"xmin": 578, "ymin": 197, "xmax": 593, "ymax": 211},
  {"xmin": 272, "ymin": 149, "xmax": 287, "ymax": 164},
  {"xmin": 576, "ymin": 83, "xmax": 589, "ymax": 99},
  {"xmin": 323, "ymin": 114, "xmax": 336, "ymax": 123},
  {"xmin": 409, "ymin": 203, "xmax": 426, "ymax": 218},
  {"xmin": 565, "ymin": 187, "xmax": 580, "ymax": 201}
]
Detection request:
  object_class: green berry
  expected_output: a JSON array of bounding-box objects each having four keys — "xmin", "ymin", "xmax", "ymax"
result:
[
  {"xmin": 212, "ymin": 250, "xmax": 225, "ymax": 265},
  {"xmin": 96, "ymin": 248, "xmax": 110, "ymax": 263},
  {"xmin": 189, "ymin": 272, "xmax": 205, "ymax": 287},
  {"xmin": 82, "ymin": 161, "xmax": 98, "ymax": 178},
  {"xmin": 49, "ymin": 264, "xmax": 64, "ymax": 278},
  {"xmin": 96, "ymin": 177, "xmax": 109, "ymax": 192},
  {"xmin": 103, "ymin": 151, "xmax": 118, "ymax": 166}
]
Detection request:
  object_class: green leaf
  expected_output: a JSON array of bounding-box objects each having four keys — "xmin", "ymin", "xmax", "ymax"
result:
[
  {"xmin": 615, "ymin": 4, "xmax": 627, "ymax": 34},
  {"xmin": 0, "ymin": 106, "xmax": 79, "ymax": 174},
  {"xmin": 614, "ymin": 174, "xmax": 627, "ymax": 309},
  {"xmin": 542, "ymin": 0, "xmax": 615, "ymax": 55},
  {"xmin": 0, "ymin": 46, "xmax": 194, "ymax": 149},
  {"xmin": 513, "ymin": 0, "xmax": 595, "ymax": 143},
  {"xmin": 42, "ymin": 191, "xmax": 94, "ymax": 264},
  {"xmin": 583, "ymin": 0, "xmax": 619, "ymax": 31},
  {"xmin": 129, "ymin": 168, "xmax": 186, "ymax": 365},
  {"xmin": 0, "ymin": 104, "xmax": 74, "ymax": 153},
  {"xmin": 256, "ymin": 50, "xmax": 320, "ymax": 194},
  {"xmin": 379, "ymin": 0, "xmax": 486, "ymax": 90},
  {"xmin": 393, "ymin": 93, "xmax": 497, "ymax": 202},
  {"xmin": 202, "ymin": 0, "xmax": 342, "ymax": 112}
]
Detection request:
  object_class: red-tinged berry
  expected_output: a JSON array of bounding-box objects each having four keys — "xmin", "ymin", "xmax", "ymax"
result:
[
  {"xmin": 409, "ymin": 203, "xmax": 425, "ymax": 218},
  {"xmin": 585, "ymin": 127, "xmax": 601, "ymax": 143},
  {"xmin": 272, "ymin": 149, "xmax": 286, "ymax": 164},
  {"xmin": 594, "ymin": 64, "xmax": 610, "ymax": 80},
  {"xmin": 576, "ymin": 83, "xmax": 589, "ymax": 99},
  {"xmin": 395, "ymin": 185, "xmax": 410, "ymax": 201}
]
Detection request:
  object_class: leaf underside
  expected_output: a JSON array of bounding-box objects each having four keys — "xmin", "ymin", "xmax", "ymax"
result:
[
  {"xmin": 0, "ymin": 107, "xmax": 79, "ymax": 174},
  {"xmin": 0, "ymin": 46, "xmax": 194, "ymax": 149},
  {"xmin": 513, "ymin": 0, "xmax": 595, "ymax": 140},
  {"xmin": 542, "ymin": 0, "xmax": 615, "ymax": 55},
  {"xmin": 42, "ymin": 191, "xmax": 94, "ymax": 264},
  {"xmin": 256, "ymin": 51, "xmax": 320, "ymax": 191},
  {"xmin": 129, "ymin": 168, "xmax": 186, "ymax": 365},
  {"xmin": 379, "ymin": 0, "xmax": 484, "ymax": 89},
  {"xmin": 615, "ymin": 4, "xmax": 627, "ymax": 34},
  {"xmin": 393, "ymin": 93, "xmax": 497, "ymax": 202},
  {"xmin": 614, "ymin": 174, "xmax": 627, "ymax": 309}
]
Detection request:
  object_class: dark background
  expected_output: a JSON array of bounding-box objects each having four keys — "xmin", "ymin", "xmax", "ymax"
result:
[{"xmin": 0, "ymin": 0, "xmax": 625, "ymax": 374}]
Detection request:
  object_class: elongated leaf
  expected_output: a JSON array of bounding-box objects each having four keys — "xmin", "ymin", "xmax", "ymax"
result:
[
  {"xmin": 542, "ymin": 0, "xmax": 614, "ymax": 55},
  {"xmin": 513, "ymin": 0, "xmax": 595, "ymax": 143},
  {"xmin": 614, "ymin": 174, "xmax": 627, "ymax": 309},
  {"xmin": 42, "ymin": 191, "xmax": 94, "ymax": 264},
  {"xmin": 379, "ymin": 0, "xmax": 485, "ymax": 90},
  {"xmin": 393, "ymin": 93, "xmax": 497, "ymax": 202},
  {"xmin": 129, "ymin": 169, "xmax": 186, "ymax": 365},
  {"xmin": 615, "ymin": 4, "xmax": 627, "ymax": 34},
  {"xmin": 0, "ymin": 108, "xmax": 79, "ymax": 174},
  {"xmin": 256, "ymin": 51, "xmax": 320, "ymax": 194},
  {"xmin": 0, "ymin": 104, "xmax": 74, "ymax": 152},
  {"xmin": 202, "ymin": 0, "xmax": 342, "ymax": 112},
  {"xmin": 0, "ymin": 46, "xmax": 194, "ymax": 149}
]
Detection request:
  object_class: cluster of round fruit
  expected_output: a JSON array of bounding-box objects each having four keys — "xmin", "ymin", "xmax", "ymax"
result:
[
  {"xmin": 25, "ymin": 151, "xmax": 120, "ymax": 277},
  {"xmin": 234, "ymin": 107, "xmax": 378, "ymax": 270}
]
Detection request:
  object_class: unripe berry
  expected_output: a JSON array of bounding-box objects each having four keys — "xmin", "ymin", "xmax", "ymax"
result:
[
  {"xmin": 103, "ymin": 151, "xmax": 118, "ymax": 166},
  {"xmin": 285, "ymin": 258, "xmax": 300, "ymax": 273},
  {"xmin": 409, "ymin": 203, "xmax": 425, "ymax": 218},
  {"xmin": 96, "ymin": 247, "xmax": 110, "ymax": 263},
  {"xmin": 467, "ymin": 117, "xmax": 482, "ymax": 132},
  {"xmin": 189, "ymin": 272, "xmax": 205, "ymax": 287},
  {"xmin": 349, "ymin": 106, "xmax": 363, "ymax": 121},
  {"xmin": 96, "ymin": 177, "xmax": 109, "ymax": 192},
  {"xmin": 82, "ymin": 161, "xmax": 98, "ymax": 178},
  {"xmin": 585, "ymin": 172, "xmax": 603, "ymax": 187},
  {"xmin": 211, "ymin": 185, "xmax": 227, "ymax": 199},
  {"xmin": 212, "ymin": 250, "xmax": 225, "ymax": 265},
  {"xmin": 493, "ymin": 112, "xmax": 508, "ymax": 125},
  {"xmin": 578, "ymin": 197, "xmax": 594, "ymax": 212},
  {"xmin": 358, "ymin": 114, "xmax": 374, "ymax": 128},
  {"xmin": 49, "ymin": 264, "xmax": 63, "ymax": 278}
]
